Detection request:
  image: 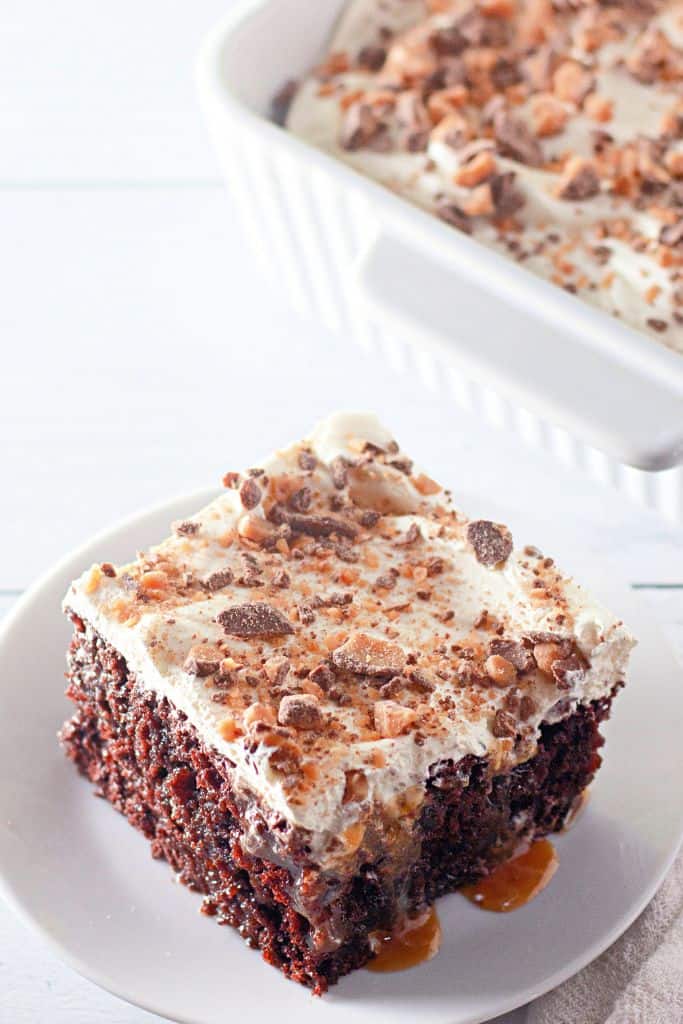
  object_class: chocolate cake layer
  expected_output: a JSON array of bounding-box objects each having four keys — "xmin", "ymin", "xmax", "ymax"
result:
[{"xmin": 60, "ymin": 620, "xmax": 611, "ymax": 993}]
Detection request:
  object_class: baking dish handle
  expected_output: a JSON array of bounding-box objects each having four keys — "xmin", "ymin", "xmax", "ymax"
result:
[{"xmin": 355, "ymin": 229, "xmax": 683, "ymax": 471}]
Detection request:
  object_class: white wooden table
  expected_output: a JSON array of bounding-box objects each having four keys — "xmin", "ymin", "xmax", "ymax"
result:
[{"xmin": 1, "ymin": 2, "xmax": 682, "ymax": 1020}]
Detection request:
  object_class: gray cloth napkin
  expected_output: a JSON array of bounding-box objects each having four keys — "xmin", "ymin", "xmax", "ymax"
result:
[{"xmin": 527, "ymin": 849, "xmax": 683, "ymax": 1024}]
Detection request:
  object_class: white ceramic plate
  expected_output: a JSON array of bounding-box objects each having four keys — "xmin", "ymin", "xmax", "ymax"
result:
[{"xmin": 1, "ymin": 489, "xmax": 682, "ymax": 1024}]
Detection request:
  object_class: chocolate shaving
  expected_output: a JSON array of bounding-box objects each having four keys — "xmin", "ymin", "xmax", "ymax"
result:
[
  {"xmin": 240, "ymin": 477, "xmax": 262, "ymax": 510},
  {"xmin": 660, "ymin": 219, "xmax": 683, "ymax": 248},
  {"xmin": 457, "ymin": 9, "xmax": 508, "ymax": 47},
  {"xmin": 216, "ymin": 602, "xmax": 294, "ymax": 638},
  {"xmin": 494, "ymin": 112, "xmax": 543, "ymax": 167},
  {"xmin": 491, "ymin": 57, "xmax": 522, "ymax": 89},
  {"xmin": 288, "ymin": 486, "xmax": 312, "ymax": 513},
  {"xmin": 203, "ymin": 568, "xmax": 234, "ymax": 592},
  {"xmin": 313, "ymin": 591, "xmax": 353, "ymax": 608},
  {"xmin": 271, "ymin": 79, "xmax": 298, "ymax": 126},
  {"xmin": 359, "ymin": 509, "xmax": 381, "ymax": 528},
  {"xmin": 429, "ymin": 24, "xmax": 466, "ymax": 56},
  {"xmin": 297, "ymin": 604, "xmax": 316, "ymax": 625},
  {"xmin": 340, "ymin": 102, "xmax": 385, "ymax": 151},
  {"xmin": 467, "ymin": 520, "xmax": 513, "ymax": 567},
  {"xmin": 335, "ymin": 541, "xmax": 359, "ymax": 563},
  {"xmin": 488, "ymin": 638, "xmax": 534, "ymax": 672},
  {"xmin": 269, "ymin": 503, "xmax": 358, "ymax": 540},
  {"xmin": 330, "ymin": 455, "xmax": 350, "ymax": 489},
  {"xmin": 376, "ymin": 570, "xmax": 398, "ymax": 590},
  {"xmin": 298, "ymin": 449, "xmax": 317, "ymax": 471},
  {"xmin": 490, "ymin": 172, "xmax": 525, "ymax": 216},
  {"xmin": 436, "ymin": 202, "xmax": 473, "ymax": 233},
  {"xmin": 389, "ymin": 457, "xmax": 413, "ymax": 475},
  {"xmin": 357, "ymin": 44, "xmax": 386, "ymax": 71},
  {"xmin": 556, "ymin": 159, "xmax": 600, "ymax": 201},
  {"xmin": 173, "ymin": 520, "xmax": 199, "ymax": 536}
]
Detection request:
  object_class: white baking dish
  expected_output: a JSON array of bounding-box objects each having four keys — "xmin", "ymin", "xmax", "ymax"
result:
[{"xmin": 197, "ymin": 0, "xmax": 683, "ymax": 523}]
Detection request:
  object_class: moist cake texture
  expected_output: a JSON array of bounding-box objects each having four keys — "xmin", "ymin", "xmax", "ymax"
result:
[
  {"xmin": 60, "ymin": 412, "xmax": 635, "ymax": 991},
  {"xmin": 285, "ymin": 0, "xmax": 683, "ymax": 352}
]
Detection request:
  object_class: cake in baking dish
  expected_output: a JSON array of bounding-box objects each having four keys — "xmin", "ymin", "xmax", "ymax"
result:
[
  {"xmin": 60, "ymin": 412, "xmax": 634, "ymax": 991},
  {"xmin": 284, "ymin": 0, "xmax": 683, "ymax": 353}
]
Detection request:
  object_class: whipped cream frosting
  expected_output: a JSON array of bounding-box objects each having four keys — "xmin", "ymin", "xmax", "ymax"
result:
[
  {"xmin": 64, "ymin": 413, "xmax": 634, "ymax": 856},
  {"xmin": 286, "ymin": 0, "xmax": 683, "ymax": 352}
]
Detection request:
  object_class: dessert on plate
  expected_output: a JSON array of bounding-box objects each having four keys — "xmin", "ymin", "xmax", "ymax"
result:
[
  {"xmin": 284, "ymin": 0, "xmax": 683, "ymax": 353},
  {"xmin": 60, "ymin": 412, "xmax": 634, "ymax": 992}
]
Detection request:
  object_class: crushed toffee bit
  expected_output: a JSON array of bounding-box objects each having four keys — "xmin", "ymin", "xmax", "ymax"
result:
[
  {"xmin": 263, "ymin": 656, "xmax": 291, "ymax": 687},
  {"xmin": 555, "ymin": 157, "xmax": 601, "ymax": 201},
  {"xmin": 491, "ymin": 708, "xmax": 517, "ymax": 738},
  {"xmin": 374, "ymin": 700, "xmax": 416, "ymax": 738},
  {"xmin": 297, "ymin": 604, "xmax": 316, "ymax": 625},
  {"xmin": 222, "ymin": 471, "xmax": 240, "ymax": 489},
  {"xmin": 380, "ymin": 675, "xmax": 405, "ymax": 698},
  {"xmin": 309, "ymin": 663, "xmax": 336, "ymax": 690},
  {"xmin": 184, "ymin": 645, "xmax": 221, "ymax": 677},
  {"xmin": 297, "ymin": 449, "xmax": 317, "ymax": 471},
  {"xmin": 278, "ymin": 694, "xmax": 324, "ymax": 731},
  {"xmin": 375, "ymin": 570, "xmax": 398, "ymax": 589},
  {"xmin": 519, "ymin": 694, "xmax": 537, "ymax": 720},
  {"xmin": 331, "ymin": 633, "xmax": 407, "ymax": 678},
  {"xmin": 485, "ymin": 654, "xmax": 518, "ymax": 687},
  {"xmin": 271, "ymin": 569, "xmax": 291, "ymax": 589},
  {"xmin": 397, "ymin": 522, "xmax": 422, "ymax": 546}
]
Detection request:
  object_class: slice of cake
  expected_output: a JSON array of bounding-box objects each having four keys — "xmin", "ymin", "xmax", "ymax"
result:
[{"xmin": 60, "ymin": 412, "xmax": 634, "ymax": 992}]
